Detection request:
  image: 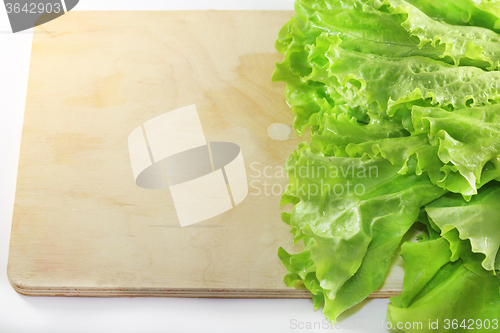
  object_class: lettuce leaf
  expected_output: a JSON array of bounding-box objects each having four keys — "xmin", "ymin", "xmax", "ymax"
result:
[
  {"xmin": 387, "ymin": 231, "xmax": 500, "ymax": 332},
  {"xmin": 304, "ymin": 33, "xmax": 500, "ymax": 115},
  {"xmin": 372, "ymin": 0, "xmax": 500, "ymax": 69},
  {"xmin": 405, "ymin": 0, "xmax": 500, "ymax": 33},
  {"xmin": 411, "ymin": 105, "xmax": 500, "ymax": 194},
  {"xmin": 388, "ymin": 261, "xmax": 500, "ymax": 332},
  {"xmin": 294, "ymin": 0, "xmax": 447, "ymax": 60},
  {"xmin": 389, "ymin": 237, "xmax": 451, "ymax": 309},
  {"xmin": 311, "ymin": 103, "xmax": 500, "ymax": 197},
  {"xmin": 426, "ymin": 182, "xmax": 500, "ymax": 271},
  {"xmin": 279, "ymin": 144, "xmax": 445, "ymax": 320}
]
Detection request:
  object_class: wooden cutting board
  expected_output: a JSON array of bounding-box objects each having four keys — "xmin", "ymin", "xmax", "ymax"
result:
[{"xmin": 7, "ymin": 10, "xmax": 404, "ymax": 297}]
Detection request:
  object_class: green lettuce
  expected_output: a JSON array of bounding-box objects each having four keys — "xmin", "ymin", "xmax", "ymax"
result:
[
  {"xmin": 405, "ymin": 0, "xmax": 500, "ymax": 32},
  {"xmin": 388, "ymin": 255, "xmax": 500, "ymax": 332},
  {"xmin": 372, "ymin": 0, "xmax": 500, "ymax": 69},
  {"xmin": 426, "ymin": 182, "xmax": 500, "ymax": 271},
  {"xmin": 279, "ymin": 144, "xmax": 445, "ymax": 319},
  {"xmin": 273, "ymin": 0, "xmax": 500, "ymax": 328},
  {"xmin": 388, "ymin": 196, "xmax": 500, "ymax": 331}
]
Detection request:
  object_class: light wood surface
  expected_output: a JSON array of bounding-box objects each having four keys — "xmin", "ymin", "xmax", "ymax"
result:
[{"xmin": 7, "ymin": 11, "xmax": 404, "ymax": 298}]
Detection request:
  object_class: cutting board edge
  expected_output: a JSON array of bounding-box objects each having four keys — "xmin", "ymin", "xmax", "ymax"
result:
[{"xmin": 9, "ymin": 277, "xmax": 398, "ymax": 298}]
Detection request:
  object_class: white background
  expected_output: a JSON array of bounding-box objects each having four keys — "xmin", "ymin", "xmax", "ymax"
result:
[{"xmin": 0, "ymin": 1, "xmax": 392, "ymax": 332}]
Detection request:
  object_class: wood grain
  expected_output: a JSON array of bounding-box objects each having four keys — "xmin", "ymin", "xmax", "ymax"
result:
[{"xmin": 7, "ymin": 11, "xmax": 404, "ymax": 298}]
